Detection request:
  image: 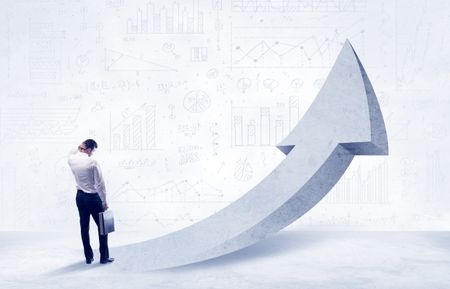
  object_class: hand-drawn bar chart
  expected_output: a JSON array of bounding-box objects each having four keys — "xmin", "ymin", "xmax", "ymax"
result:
[
  {"xmin": 110, "ymin": 104, "xmax": 157, "ymax": 151},
  {"xmin": 231, "ymin": 96, "xmax": 299, "ymax": 146},
  {"xmin": 127, "ymin": 0, "xmax": 204, "ymax": 34}
]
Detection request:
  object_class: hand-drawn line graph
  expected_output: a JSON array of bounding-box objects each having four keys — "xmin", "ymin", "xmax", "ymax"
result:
[
  {"xmin": 126, "ymin": 0, "xmax": 204, "ymax": 34},
  {"xmin": 0, "ymin": 107, "xmax": 79, "ymax": 142},
  {"xmin": 110, "ymin": 179, "xmax": 226, "ymax": 203},
  {"xmin": 115, "ymin": 209, "xmax": 198, "ymax": 230},
  {"xmin": 231, "ymin": 22, "xmax": 365, "ymax": 69},
  {"xmin": 231, "ymin": 96, "xmax": 299, "ymax": 146},
  {"xmin": 111, "ymin": 179, "xmax": 228, "ymax": 229},
  {"xmin": 110, "ymin": 103, "xmax": 157, "ymax": 151},
  {"xmin": 104, "ymin": 49, "xmax": 177, "ymax": 72},
  {"xmin": 231, "ymin": 0, "xmax": 367, "ymax": 12}
]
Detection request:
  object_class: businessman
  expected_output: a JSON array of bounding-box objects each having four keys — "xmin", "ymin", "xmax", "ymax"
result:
[{"xmin": 68, "ymin": 139, "xmax": 114, "ymax": 264}]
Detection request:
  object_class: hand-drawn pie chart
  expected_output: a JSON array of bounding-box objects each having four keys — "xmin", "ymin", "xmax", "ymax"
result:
[{"xmin": 183, "ymin": 90, "xmax": 211, "ymax": 113}]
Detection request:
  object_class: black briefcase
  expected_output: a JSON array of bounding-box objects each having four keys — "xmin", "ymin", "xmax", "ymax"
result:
[{"xmin": 99, "ymin": 210, "xmax": 115, "ymax": 235}]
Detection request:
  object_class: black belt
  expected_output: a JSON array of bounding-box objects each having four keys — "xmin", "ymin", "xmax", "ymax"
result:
[{"xmin": 77, "ymin": 189, "xmax": 96, "ymax": 194}]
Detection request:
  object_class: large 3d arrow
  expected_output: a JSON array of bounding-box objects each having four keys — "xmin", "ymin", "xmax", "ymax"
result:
[{"xmin": 111, "ymin": 40, "xmax": 388, "ymax": 271}]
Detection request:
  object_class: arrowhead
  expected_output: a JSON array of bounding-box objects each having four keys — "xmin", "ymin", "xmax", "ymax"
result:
[{"xmin": 277, "ymin": 40, "xmax": 388, "ymax": 156}]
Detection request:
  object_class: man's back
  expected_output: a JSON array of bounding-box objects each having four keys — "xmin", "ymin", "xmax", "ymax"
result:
[
  {"xmin": 68, "ymin": 139, "xmax": 113, "ymax": 264},
  {"xmin": 68, "ymin": 151, "xmax": 95, "ymax": 193},
  {"xmin": 68, "ymin": 149, "xmax": 106, "ymax": 205}
]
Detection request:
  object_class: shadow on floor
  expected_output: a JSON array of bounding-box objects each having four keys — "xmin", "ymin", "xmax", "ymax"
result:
[
  {"xmin": 44, "ymin": 230, "xmax": 334, "ymax": 275},
  {"xmin": 166, "ymin": 230, "xmax": 330, "ymax": 272},
  {"xmin": 43, "ymin": 260, "xmax": 106, "ymax": 277}
]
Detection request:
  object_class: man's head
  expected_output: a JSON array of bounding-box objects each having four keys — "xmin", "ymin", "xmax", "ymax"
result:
[{"xmin": 78, "ymin": 139, "xmax": 98, "ymax": 157}]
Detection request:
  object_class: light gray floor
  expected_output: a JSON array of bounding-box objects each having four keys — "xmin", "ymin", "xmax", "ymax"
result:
[{"xmin": 1, "ymin": 230, "xmax": 450, "ymax": 289}]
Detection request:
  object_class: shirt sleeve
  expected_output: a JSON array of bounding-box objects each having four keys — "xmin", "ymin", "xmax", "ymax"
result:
[
  {"xmin": 68, "ymin": 147, "xmax": 79, "ymax": 156},
  {"xmin": 92, "ymin": 161, "xmax": 107, "ymax": 205}
]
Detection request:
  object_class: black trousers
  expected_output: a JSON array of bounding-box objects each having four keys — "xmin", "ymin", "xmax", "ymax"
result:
[{"xmin": 76, "ymin": 190, "xmax": 109, "ymax": 261}]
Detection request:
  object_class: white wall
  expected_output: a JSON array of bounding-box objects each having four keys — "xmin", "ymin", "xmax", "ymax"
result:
[{"xmin": 0, "ymin": 0, "xmax": 449, "ymax": 234}]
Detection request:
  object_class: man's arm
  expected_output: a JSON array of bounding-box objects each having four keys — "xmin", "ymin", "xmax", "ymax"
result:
[{"xmin": 92, "ymin": 161, "xmax": 108, "ymax": 210}]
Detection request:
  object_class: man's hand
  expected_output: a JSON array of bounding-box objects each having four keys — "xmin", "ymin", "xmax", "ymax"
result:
[{"xmin": 103, "ymin": 202, "xmax": 109, "ymax": 211}]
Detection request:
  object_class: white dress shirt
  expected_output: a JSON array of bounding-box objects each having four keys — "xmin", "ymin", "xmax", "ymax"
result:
[{"xmin": 68, "ymin": 149, "xmax": 107, "ymax": 205}]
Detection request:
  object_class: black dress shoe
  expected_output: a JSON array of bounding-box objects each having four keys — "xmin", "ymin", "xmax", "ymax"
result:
[
  {"xmin": 100, "ymin": 258, "xmax": 114, "ymax": 264},
  {"xmin": 86, "ymin": 258, "xmax": 94, "ymax": 264}
]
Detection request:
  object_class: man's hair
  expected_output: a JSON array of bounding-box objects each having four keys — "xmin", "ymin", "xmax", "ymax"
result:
[{"xmin": 82, "ymin": 139, "xmax": 98, "ymax": 150}]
